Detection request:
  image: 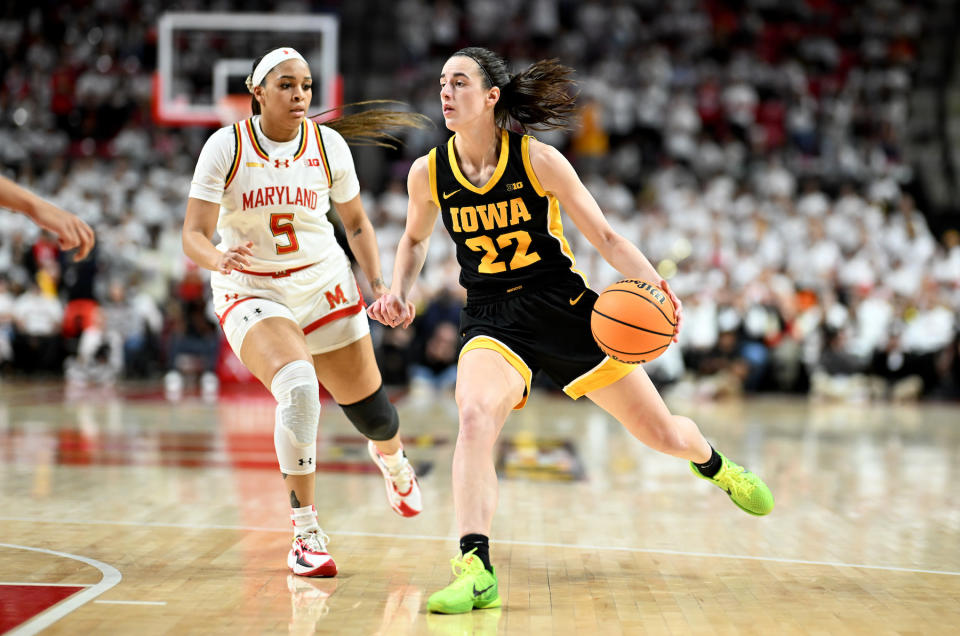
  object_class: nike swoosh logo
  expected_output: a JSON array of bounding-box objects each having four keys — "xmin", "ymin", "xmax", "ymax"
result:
[
  {"xmin": 473, "ymin": 584, "xmax": 493, "ymax": 597},
  {"xmin": 442, "ymin": 189, "xmax": 461, "ymax": 199},
  {"xmin": 569, "ymin": 291, "xmax": 585, "ymax": 305}
]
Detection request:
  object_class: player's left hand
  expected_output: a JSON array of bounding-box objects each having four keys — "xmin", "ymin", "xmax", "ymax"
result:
[
  {"xmin": 659, "ymin": 278, "xmax": 683, "ymax": 342},
  {"xmin": 369, "ymin": 285, "xmax": 415, "ymax": 327},
  {"xmin": 367, "ymin": 293, "xmax": 415, "ymax": 329}
]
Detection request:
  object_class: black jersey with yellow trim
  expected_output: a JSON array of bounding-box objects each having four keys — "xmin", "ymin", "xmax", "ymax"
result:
[{"xmin": 430, "ymin": 129, "xmax": 587, "ymax": 303}]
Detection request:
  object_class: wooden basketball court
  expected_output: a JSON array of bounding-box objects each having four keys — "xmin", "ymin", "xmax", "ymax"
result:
[{"xmin": 1, "ymin": 380, "xmax": 958, "ymax": 634}]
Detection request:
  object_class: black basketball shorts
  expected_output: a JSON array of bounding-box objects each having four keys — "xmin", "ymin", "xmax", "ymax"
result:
[{"xmin": 458, "ymin": 281, "xmax": 635, "ymax": 409}]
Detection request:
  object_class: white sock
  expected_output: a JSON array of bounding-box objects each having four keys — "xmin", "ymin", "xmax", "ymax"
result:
[
  {"xmin": 377, "ymin": 447, "xmax": 405, "ymax": 470},
  {"xmin": 291, "ymin": 504, "xmax": 319, "ymax": 537}
]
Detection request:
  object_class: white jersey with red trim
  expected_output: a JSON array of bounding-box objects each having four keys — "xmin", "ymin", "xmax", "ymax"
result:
[{"xmin": 189, "ymin": 115, "xmax": 360, "ymax": 273}]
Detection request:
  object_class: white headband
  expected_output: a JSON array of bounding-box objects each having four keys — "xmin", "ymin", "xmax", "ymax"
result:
[{"xmin": 245, "ymin": 47, "xmax": 308, "ymax": 93}]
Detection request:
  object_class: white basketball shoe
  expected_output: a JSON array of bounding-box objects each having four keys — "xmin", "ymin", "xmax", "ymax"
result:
[
  {"xmin": 367, "ymin": 441, "xmax": 422, "ymax": 517},
  {"xmin": 288, "ymin": 530, "xmax": 337, "ymax": 577}
]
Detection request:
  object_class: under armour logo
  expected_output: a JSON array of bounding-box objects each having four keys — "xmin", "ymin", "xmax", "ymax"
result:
[
  {"xmin": 275, "ymin": 159, "xmax": 290, "ymax": 168},
  {"xmin": 254, "ymin": 307, "xmax": 262, "ymax": 314},
  {"xmin": 298, "ymin": 458, "xmax": 313, "ymax": 466},
  {"xmin": 224, "ymin": 293, "xmax": 239, "ymax": 301}
]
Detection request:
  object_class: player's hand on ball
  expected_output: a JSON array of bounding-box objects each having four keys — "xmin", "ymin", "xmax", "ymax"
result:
[
  {"xmin": 659, "ymin": 278, "xmax": 682, "ymax": 342},
  {"xmin": 217, "ymin": 241, "xmax": 254, "ymax": 274}
]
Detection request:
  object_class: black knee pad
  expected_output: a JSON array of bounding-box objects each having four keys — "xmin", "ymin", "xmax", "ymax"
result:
[{"xmin": 339, "ymin": 385, "xmax": 399, "ymax": 441}]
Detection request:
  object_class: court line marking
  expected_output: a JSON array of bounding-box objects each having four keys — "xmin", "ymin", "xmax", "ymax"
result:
[
  {"xmin": 0, "ymin": 543, "xmax": 122, "ymax": 636},
  {"xmin": 2, "ymin": 516, "xmax": 959, "ymax": 577},
  {"xmin": 94, "ymin": 600, "xmax": 167, "ymax": 606},
  {"xmin": 0, "ymin": 582, "xmax": 93, "ymax": 587}
]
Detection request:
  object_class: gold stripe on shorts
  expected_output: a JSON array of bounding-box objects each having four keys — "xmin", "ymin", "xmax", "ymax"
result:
[
  {"xmin": 459, "ymin": 336, "xmax": 532, "ymax": 410},
  {"xmin": 563, "ymin": 357, "xmax": 636, "ymax": 400}
]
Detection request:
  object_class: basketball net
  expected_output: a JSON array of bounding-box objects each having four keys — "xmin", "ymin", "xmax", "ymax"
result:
[{"xmin": 216, "ymin": 94, "xmax": 251, "ymax": 126}]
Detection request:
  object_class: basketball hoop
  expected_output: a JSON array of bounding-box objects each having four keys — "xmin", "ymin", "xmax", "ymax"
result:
[{"xmin": 155, "ymin": 12, "xmax": 340, "ymax": 127}]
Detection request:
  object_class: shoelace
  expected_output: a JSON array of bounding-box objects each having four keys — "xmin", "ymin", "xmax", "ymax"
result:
[
  {"xmin": 714, "ymin": 462, "xmax": 755, "ymax": 500},
  {"xmin": 449, "ymin": 551, "xmax": 484, "ymax": 581},
  {"xmin": 387, "ymin": 458, "xmax": 413, "ymax": 494},
  {"xmin": 297, "ymin": 530, "xmax": 331, "ymax": 552}
]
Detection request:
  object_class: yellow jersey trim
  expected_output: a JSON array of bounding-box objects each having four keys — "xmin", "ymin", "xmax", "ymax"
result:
[
  {"xmin": 427, "ymin": 148, "xmax": 440, "ymax": 208},
  {"xmin": 447, "ymin": 129, "xmax": 510, "ymax": 195},
  {"xmin": 292, "ymin": 120, "xmax": 308, "ymax": 161},
  {"xmin": 313, "ymin": 123, "xmax": 332, "ymax": 187},
  {"xmin": 459, "ymin": 335, "xmax": 532, "ymax": 410},
  {"xmin": 522, "ymin": 133, "xmax": 588, "ymax": 285},
  {"xmin": 563, "ymin": 357, "xmax": 636, "ymax": 400},
  {"xmin": 244, "ymin": 119, "xmax": 270, "ymax": 160},
  {"xmin": 245, "ymin": 118, "xmax": 307, "ymax": 162},
  {"xmin": 224, "ymin": 122, "xmax": 243, "ymax": 189},
  {"xmin": 521, "ymin": 135, "xmax": 546, "ymax": 197},
  {"xmin": 546, "ymin": 194, "xmax": 589, "ymax": 285}
]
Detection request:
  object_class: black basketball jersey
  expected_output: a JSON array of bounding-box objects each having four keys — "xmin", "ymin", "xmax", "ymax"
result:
[{"xmin": 429, "ymin": 129, "xmax": 587, "ymax": 303}]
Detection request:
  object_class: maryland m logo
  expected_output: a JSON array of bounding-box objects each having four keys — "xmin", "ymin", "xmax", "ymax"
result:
[{"xmin": 324, "ymin": 284, "xmax": 348, "ymax": 309}]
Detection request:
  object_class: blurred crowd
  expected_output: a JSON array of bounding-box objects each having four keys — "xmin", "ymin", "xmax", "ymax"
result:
[{"xmin": 0, "ymin": 0, "xmax": 957, "ymax": 401}]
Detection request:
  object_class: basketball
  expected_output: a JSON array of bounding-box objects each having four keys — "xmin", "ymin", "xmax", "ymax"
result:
[{"xmin": 590, "ymin": 279, "xmax": 677, "ymax": 364}]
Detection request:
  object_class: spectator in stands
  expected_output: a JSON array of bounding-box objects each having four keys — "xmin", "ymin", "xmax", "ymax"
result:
[
  {"xmin": 12, "ymin": 280, "xmax": 63, "ymax": 375},
  {"xmin": 409, "ymin": 321, "xmax": 459, "ymax": 394}
]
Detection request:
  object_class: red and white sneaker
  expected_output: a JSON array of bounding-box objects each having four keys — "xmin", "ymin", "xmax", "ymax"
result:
[
  {"xmin": 287, "ymin": 530, "xmax": 337, "ymax": 577},
  {"xmin": 367, "ymin": 441, "xmax": 422, "ymax": 517}
]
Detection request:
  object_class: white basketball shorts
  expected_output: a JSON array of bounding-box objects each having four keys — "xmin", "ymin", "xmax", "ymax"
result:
[{"xmin": 212, "ymin": 261, "xmax": 369, "ymax": 357}]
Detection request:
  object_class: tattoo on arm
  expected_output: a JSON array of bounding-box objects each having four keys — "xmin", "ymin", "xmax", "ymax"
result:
[
  {"xmin": 289, "ymin": 490, "xmax": 301, "ymax": 508},
  {"xmin": 371, "ymin": 277, "xmax": 385, "ymax": 289},
  {"xmin": 352, "ymin": 227, "xmax": 362, "ymax": 237}
]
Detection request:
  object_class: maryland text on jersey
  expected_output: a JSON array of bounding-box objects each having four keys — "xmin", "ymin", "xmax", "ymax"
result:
[
  {"xmin": 242, "ymin": 186, "xmax": 319, "ymax": 211},
  {"xmin": 429, "ymin": 129, "xmax": 587, "ymax": 301}
]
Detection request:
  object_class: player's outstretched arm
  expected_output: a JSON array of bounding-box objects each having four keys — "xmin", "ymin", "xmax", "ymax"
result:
[
  {"xmin": 367, "ymin": 155, "xmax": 439, "ymax": 329},
  {"xmin": 0, "ymin": 175, "xmax": 95, "ymax": 261},
  {"xmin": 528, "ymin": 140, "xmax": 683, "ymax": 338}
]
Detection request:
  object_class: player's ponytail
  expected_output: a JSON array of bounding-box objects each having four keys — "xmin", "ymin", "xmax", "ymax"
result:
[
  {"xmin": 312, "ymin": 102, "xmax": 432, "ymax": 149},
  {"xmin": 247, "ymin": 49, "xmax": 430, "ymax": 147},
  {"xmin": 453, "ymin": 47, "xmax": 579, "ymax": 131}
]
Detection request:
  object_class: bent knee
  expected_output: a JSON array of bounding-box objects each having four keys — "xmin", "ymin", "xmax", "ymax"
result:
[
  {"xmin": 456, "ymin": 396, "xmax": 510, "ymax": 444},
  {"xmin": 637, "ymin": 415, "xmax": 690, "ymax": 454}
]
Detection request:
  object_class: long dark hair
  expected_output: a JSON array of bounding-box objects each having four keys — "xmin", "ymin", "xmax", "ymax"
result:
[
  {"xmin": 452, "ymin": 46, "xmax": 579, "ymax": 131},
  {"xmin": 249, "ymin": 51, "xmax": 430, "ymax": 148}
]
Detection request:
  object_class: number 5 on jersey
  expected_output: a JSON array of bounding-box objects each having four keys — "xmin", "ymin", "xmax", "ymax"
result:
[{"xmin": 270, "ymin": 213, "xmax": 300, "ymax": 254}]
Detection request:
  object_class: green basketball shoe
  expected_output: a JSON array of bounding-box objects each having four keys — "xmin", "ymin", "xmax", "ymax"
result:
[
  {"xmin": 427, "ymin": 550, "xmax": 501, "ymax": 614},
  {"xmin": 691, "ymin": 453, "xmax": 774, "ymax": 516}
]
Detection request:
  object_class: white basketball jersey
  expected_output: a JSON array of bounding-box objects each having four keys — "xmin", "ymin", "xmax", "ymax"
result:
[{"xmin": 209, "ymin": 117, "xmax": 353, "ymax": 273}]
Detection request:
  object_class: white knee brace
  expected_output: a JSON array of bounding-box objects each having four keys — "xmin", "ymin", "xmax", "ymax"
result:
[{"xmin": 272, "ymin": 360, "xmax": 321, "ymax": 475}]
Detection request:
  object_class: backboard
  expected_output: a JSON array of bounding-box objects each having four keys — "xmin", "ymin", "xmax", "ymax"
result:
[{"xmin": 153, "ymin": 12, "xmax": 341, "ymax": 127}]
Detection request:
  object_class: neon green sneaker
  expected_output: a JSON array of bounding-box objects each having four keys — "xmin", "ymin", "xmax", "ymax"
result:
[
  {"xmin": 426, "ymin": 550, "xmax": 501, "ymax": 614},
  {"xmin": 691, "ymin": 453, "xmax": 774, "ymax": 516}
]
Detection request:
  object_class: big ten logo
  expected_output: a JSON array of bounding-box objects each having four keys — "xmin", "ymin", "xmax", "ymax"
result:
[
  {"xmin": 305, "ymin": 158, "xmax": 321, "ymax": 167},
  {"xmin": 505, "ymin": 181, "xmax": 523, "ymax": 192},
  {"xmin": 324, "ymin": 284, "xmax": 348, "ymax": 309}
]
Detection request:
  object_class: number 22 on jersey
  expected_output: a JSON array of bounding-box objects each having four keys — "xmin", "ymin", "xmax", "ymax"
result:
[{"xmin": 465, "ymin": 230, "xmax": 540, "ymax": 274}]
